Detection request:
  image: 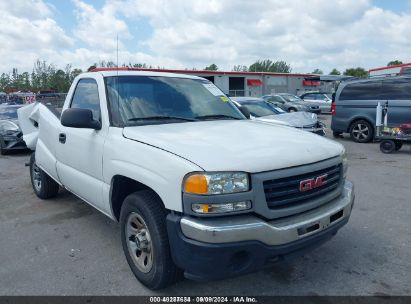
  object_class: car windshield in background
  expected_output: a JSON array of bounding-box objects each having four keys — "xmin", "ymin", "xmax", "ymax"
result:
[
  {"xmin": 105, "ymin": 76, "xmax": 244, "ymax": 126},
  {"xmin": 240, "ymin": 101, "xmax": 283, "ymax": 117},
  {"xmin": 0, "ymin": 106, "xmax": 19, "ymax": 120},
  {"xmin": 281, "ymin": 94, "xmax": 303, "ymax": 102}
]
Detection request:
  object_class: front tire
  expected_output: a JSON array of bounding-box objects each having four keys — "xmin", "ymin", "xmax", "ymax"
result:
[
  {"xmin": 0, "ymin": 135, "xmax": 8, "ymax": 155},
  {"xmin": 120, "ymin": 190, "xmax": 181, "ymax": 290},
  {"xmin": 380, "ymin": 140, "xmax": 395, "ymax": 154},
  {"xmin": 349, "ymin": 120, "xmax": 374, "ymax": 143},
  {"xmin": 29, "ymin": 153, "xmax": 59, "ymax": 199},
  {"xmin": 289, "ymin": 107, "xmax": 297, "ymax": 113}
]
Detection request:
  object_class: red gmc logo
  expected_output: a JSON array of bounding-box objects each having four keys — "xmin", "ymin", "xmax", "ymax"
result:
[{"xmin": 299, "ymin": 174, "xmax": 328, "ymax": 192}]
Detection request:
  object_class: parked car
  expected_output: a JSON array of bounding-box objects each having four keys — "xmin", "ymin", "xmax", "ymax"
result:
[
  {"xmin": 262, "ymin": 94, "xmax": 320, "ymax": 114},
  {"xmin": 18, "ymin": 71, "xmax": 353, "ymax": 289},
  {"xmin": 232, "ymin": 97, "xmax": 325, "ymax": 135},
  {"xmin": 331, "ymin": 75, "xmax": 411, "ymax": 143},
  {"xmin": 276, "ymin": 93, "xmax": 321, "ymax": 114},
  {"xmin": 0, "ymin": 105, "xmax": 27, "ymax": 154},
  {"xmin": 300, "ymin": 92, "xmax": 332, "ymax": 112}
]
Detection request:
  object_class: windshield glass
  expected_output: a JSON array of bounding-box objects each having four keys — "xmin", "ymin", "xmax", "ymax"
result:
[
  {"xmin": 105, "ymin": 76, "xmax": 244, "ymax": 126},
  {"xmin": 0, "ymin": 106, "xmax": 19, "ymax": 120},
  {"xmin": 241, "ymin": 101, "xmax": 282, "ymax": 117},
  {"xmin": 281, "ymin": 94, "xmax": 302, "ymax": 102}
]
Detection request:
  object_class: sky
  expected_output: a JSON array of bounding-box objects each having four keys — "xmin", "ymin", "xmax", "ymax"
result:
[{"xmin": 1, "ymin": 0, "xmax": 411, "ymax": 74}]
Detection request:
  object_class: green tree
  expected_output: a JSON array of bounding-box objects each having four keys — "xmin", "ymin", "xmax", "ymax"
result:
[
  {"xmin": 343, "ymin": 67, "xmax": 368, "ymax": 78},
  {"xmin": 387, "ymin": 60, "xmax": 403, "ymax": 66},
  {"xmin": 311, "ymin": 68, "xmax": 323, "ymax": 74},
  {"xmin": 70, "ymin": 68, "xmax": 83, "ymax": 81},
  {"xmin": 0, "ymin": 73, "xmax": 10, "ymax": 91},
  {"xmin": 330, "ymin": 68, "xmax": 341, "ymax": 75},
  {"xmin": 232, "ymin": 65, "xmax": 248, "ymax": 72},
  {"xmin": 249, "ymin": 59, "xmax": 291, "ymax": 73},
  {"xmin": 204, "ymin": 64, "xmax": 218, "ymax": 71}
]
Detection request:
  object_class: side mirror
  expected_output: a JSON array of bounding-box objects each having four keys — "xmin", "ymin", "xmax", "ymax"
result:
[
  {"xmin": 61, "ymin": 108, "xmax": 101, "ymax": 130},
  {"xmin": 239, "ymin": 105, "xmax": 251, "ymax": 119}
]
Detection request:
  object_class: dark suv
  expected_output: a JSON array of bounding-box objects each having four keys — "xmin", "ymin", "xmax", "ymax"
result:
[{"xmin": 331, "ymin": 76, "xmax": 411, "ymax": 143}]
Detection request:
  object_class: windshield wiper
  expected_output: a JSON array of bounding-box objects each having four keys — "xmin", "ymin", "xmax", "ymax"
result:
[
  {"xmin": 128, "ymin": 116, "xmax": 197, "ymax": 122},
  {"xmin": 195, "ymin": 114, "xmax": 240, "ymax": 120}
]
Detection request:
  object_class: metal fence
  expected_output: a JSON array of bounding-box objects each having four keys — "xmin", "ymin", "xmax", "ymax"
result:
[{"xmin": 0, "ymin": 93, "xmax": 67, "ymax": 109}]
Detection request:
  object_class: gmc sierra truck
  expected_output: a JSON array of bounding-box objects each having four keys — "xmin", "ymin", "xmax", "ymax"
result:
[{"xmin": 18, "ymin": 70, "xmax": 354, "ymax": 290}]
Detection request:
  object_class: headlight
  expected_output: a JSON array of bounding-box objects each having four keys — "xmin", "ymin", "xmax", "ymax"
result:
[
  {"xmin": 183, "ymin": 172, "xmax": 249, "ymax": 195},
  {"xmin": 192, "ymin": 201, "xmax": 252, "ymax": 214},
  {"xmin": 0, "ymin": 120, "xmax": 19, "ymax": 132},
  {"xmin": 341, "ymin": 149, "xmax": 348, "ymax": 178}
]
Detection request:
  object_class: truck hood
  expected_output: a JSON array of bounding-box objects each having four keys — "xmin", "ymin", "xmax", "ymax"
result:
[
  {"xmin": 256, "ymin": 112, "xmax": 318, "ymax": 128},
  {"xmin": 123, "ymin": 120, "xmax": 343, "ymax": 173}
]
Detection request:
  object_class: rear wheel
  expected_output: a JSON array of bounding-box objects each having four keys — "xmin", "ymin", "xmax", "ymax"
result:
[
  {"xmin": 29, "ymin": 153, "xmax": 59, "ymax": 199},
  {"xmin": 289, "ymin": 107, "xmax": 297, "ymax": 113},
  {"xmin": 349, "ymin": 120, "xmax": 374, "ymax": 143},
  {"xmin": 120, "ymin": 190, "xmax": 181, "ymax": 289},
  {"xmin": 380, "ymin": 140, "xmax": 396, "ymax": 154}
]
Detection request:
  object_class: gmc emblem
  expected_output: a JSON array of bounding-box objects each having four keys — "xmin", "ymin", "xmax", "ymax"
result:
[{"xmin": 299, "ymin": 174, "xmax": 328, "ymax": 192}]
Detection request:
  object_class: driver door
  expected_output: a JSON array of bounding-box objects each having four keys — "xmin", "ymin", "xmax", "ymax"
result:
[{"xmin": 56, "ymin": 78, "xmax": 107, "ymax": 210}]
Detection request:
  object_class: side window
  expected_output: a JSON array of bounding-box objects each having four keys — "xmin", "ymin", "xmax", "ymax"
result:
[
  {"xmin": 70, "ymin": 79, "xmax": 101, "ymax": 121},
  {"xmin": 381, "ymin": 79, "xmax": 411, "ymax": 100},
  {"xmin": 303, "ymin": 94, "xmax": 314, "ymax": 99},
  {"xmin": 316, "ymin": 94, "xmax": 328, "ymax": 101},
  {"xmin": 339, "ymin": 81, "xmax": 381, "ymax": 100}
]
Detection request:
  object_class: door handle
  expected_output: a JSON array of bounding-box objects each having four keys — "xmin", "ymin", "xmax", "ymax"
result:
[{"xmin": 59, "ymin": 133, "xmax": 66, "ymax": 144}]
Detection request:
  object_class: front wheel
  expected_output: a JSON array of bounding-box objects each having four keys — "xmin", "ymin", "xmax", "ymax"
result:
[
  {"xmin": 0, "ymin": 135, "xmax": 8, "ymax": 155},
  {"xmin": 380, "ymin": 140, "xmax": 396, "ymax": 154},
  {"xmin": 29, "ymin": 153, "xmax": 59, "ymax": 199},
  {"xmin": 120, "ymin": 190, "xmax": 181, "ymax": 289},
  {"xmin": 289, "ymin": 108, "xmax": 297, "ymax": 113}
]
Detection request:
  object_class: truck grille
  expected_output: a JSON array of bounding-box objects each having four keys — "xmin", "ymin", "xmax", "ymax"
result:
[{"xmin": 263, "ymin": 163, "xmax": 342, "ymax": 209}]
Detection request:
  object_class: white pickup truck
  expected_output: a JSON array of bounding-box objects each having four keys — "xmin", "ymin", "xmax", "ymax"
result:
[{"xmin": 18, "ymin": 70, "xmax": 354, "ymax": 289}]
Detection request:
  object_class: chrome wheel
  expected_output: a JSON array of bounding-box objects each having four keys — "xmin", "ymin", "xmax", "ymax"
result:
[
  {"xmin": 126, "ymin": 213, "xmax": 153, "ymax": 273},
  {"xmin": 31, "ymin": 161, "xmax": 42, "ymax": 192},
  {"xmin": 352, "ymin": 123, "xmax": 369, "ymax": 141}
]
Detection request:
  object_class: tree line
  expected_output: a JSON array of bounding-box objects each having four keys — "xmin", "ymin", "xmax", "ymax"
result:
[{"xmin": 0, "ymin": 59, "xmax": 403, "ymax": 93}]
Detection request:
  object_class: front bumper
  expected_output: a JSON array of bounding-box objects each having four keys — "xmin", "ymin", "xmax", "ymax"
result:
[
  {"xmin": 303, "ymin": 126, "xmax": 326, "ymax": 136},
  {"xmin": 167, "ymin": 181, "xmax": 354, "ymax": 280},
  {"xmin": 308, "ymin": 108, "xmax": 321, "ymax": 114},
  {"xmin": 0, "ymin": 133, "xmax": 27, "ymax": 151}
]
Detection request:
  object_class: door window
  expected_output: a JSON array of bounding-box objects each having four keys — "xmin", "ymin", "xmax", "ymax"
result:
[
  {"xmin": 70, "ymin": 79, "xmax": 101, "ymax": 121},
  {"xmin": 303, "ymin": 94, "xmax": 315, "ymax": 99}
]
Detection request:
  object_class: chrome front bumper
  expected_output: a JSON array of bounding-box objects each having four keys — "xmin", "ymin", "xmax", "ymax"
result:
[{"xmin": 180, "ymin": 180, "xmax": 354, "ymax": 246}]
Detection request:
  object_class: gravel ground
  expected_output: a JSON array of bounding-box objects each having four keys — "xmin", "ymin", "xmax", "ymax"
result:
[{"xmin": 0, "ymin": 115, "xmax": 410, "ymax": 296}]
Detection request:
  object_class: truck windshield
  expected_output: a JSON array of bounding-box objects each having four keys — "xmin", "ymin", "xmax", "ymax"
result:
[{"xmin": 105, "ymin": 76, "xmax": 245, "ymax": 126}]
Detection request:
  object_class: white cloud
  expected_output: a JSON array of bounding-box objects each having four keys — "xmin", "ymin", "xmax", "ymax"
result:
[
  {"xmin": 73, "ymin": 0, "xmax": 131, "ymax": 51},
  {"xmin": 0, "ymin": 0, "xmax": 73, "ymax": 73},
  {"xmin": 113, "ymin": 0, "xmax": 411, "ymax": 72},
  {"xmin": 1, "ymin": 0, "xmax": 411, "ymax": 74}
]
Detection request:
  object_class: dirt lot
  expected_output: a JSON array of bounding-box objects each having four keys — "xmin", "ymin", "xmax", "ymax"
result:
[{"xmin": 0, "ymin": 115, "xmax": 410, "ymax": 295}]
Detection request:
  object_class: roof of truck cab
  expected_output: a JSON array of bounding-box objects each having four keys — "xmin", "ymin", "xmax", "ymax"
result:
[{"xmin": 89, "ymin": 69, "xmax": 204, "ymax": 80}]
